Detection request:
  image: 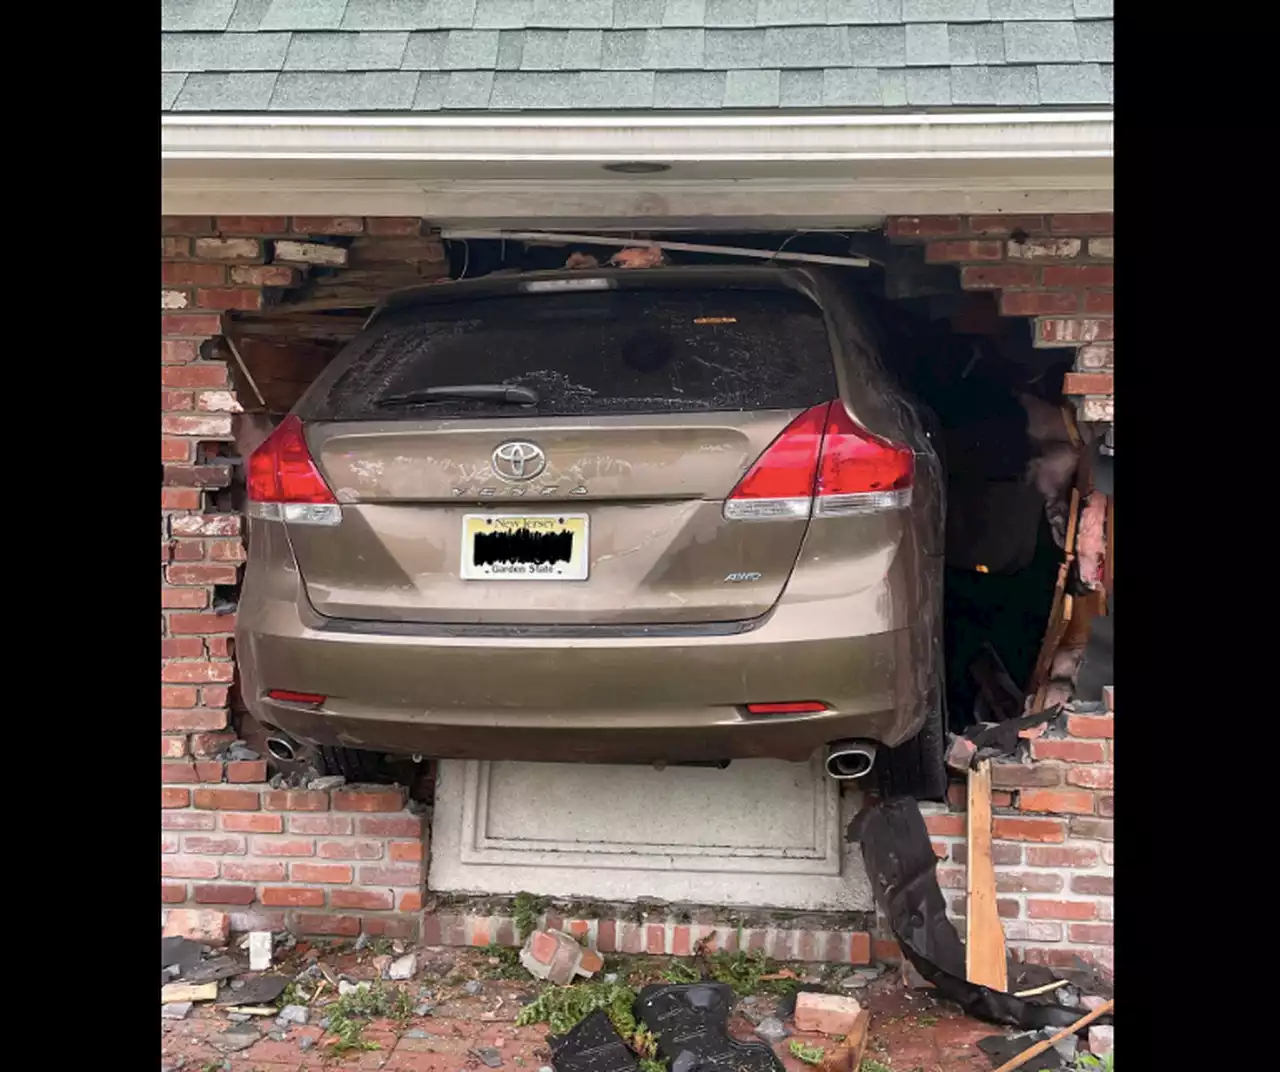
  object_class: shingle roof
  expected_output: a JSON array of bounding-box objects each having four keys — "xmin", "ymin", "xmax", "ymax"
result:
[{"xmin": 161, "ymin": 0, "xmax": 1113, "ymax": 112}]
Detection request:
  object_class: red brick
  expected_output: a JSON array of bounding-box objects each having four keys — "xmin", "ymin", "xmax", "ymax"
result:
[
  {"xmin": 163, "ymin": 236, "xmax": 191, "ymax": 257},
  {"xmin": 168, "ymin": 540, "xmax": 204, "ymax": 563},
  {"xmin": 207, "ymin": 636, "xmax": 234, "ymax": 658},
  {"xmin": 991, "ymin": 763, "xmax": 1062, "ymax": 788},
  {"xmin": 188, "ymin": 732, "xmax": 235, "ymax": 756},
  {"xmin": 356, "ymin": 816, "xmax": 422, "ymax": 837},
  {"xmin": 1097, "ymin": 794, "xmax": 1113, "ymax": 817},
  {"xmin": 222, "ymin": 861, "xmax": 288, "ymax": 882},
  {"xmin": 261, "ymin": 886, "xmax": 326, "ymax": 907},
  {"xmin": 194, "ymin": 236, "xmax": 265, "ymax": 261},
  {"xmin": 162, "ymin": 364, "xmax": 229, "ymax": 388},
  {"xmin": 292, "ymin": 216, "xmax": 364, "ymax": 234},
  {"xmin": 163, "ymin": 262, "xmax": 226, "ymax": 286},
  {"xmin": 367, "ymin": 217, "xmax": 423, "ymax": 236},
  {"xmin": 1066, "ymin": 767, "xmax": 1112, "ymax": 790},
  {"xmin": 1063, "ymin": 372, "xmax": 1114, "ymax": 396},
  {"xmin": 202, "ymin": 686, "xmax": 230, "ymax": 707},
  {"xmin": 1031, "ymin": 738, "xmax": 1106, "ymax": 764},
  {"xmin": 399, "ymin": 890, "xmax": 424, "ymax": 912},
  {"xmin": 161, "ymin": 488, "xmax": 202, "ymax": 511},
  {"xmin": 931, "ymin": 840, "xmax": 949, "ymax": 860},
  {"xmin": 161, "ymin": 735, "xmax": 188, "ymax": 758},
  {"xmin": 1070, "ymin": 817, "xmax": 1113, "ymax": 840},
  {"xmin": 295, "ymin": 913, "xmax": 362, "ymax": 936},
  {"xmin": 163, "ymin": 660, "xmax": 235, "ymax": 683},
  {"xmin": 1028, "ymin": 900, "xmax": 1096, "ymax": 921},
  {"xmin": 164, "ymin": 216, "xmax": 215, "ymax": 235},
  {"xmin": 887, "ymin": 216, "xmax": 963, "ymax": 238},
  {"xmin": 1042, "ymin": 265, "xmax": 1114, "ymax": 287},
  {"xmin": 1049, "ymin": 213, "xmax": 1113, "ymax": 234},
  {"xmin": 195, "ymin": 759, "xmax": 225, "ymax": 782},
  {"xmin": 992, "ymin": 817, "xmax": 1066, "ymax": 843},
  {"xmin": 161, "ymin": 436, "xmax": 192, "ymax": 463},
  {"xmin": 252, "ymin": 836, "xmax": 316, "ymax": 857},
  {"xmin": 194, "ymin": 884, "xmax": 257, "ymax": 905},
  {"xmin": 319, "ymin": 889, "xmax": 392, "ymax": 913},
  {"xmin": 162, "ymin": 708, "xmax": 228, "ymax": 732},
  {"xmin": 997, "ymin": 871, "xmax": 1065, "ymax": 893},
  {"xmin": 1067, "ymin": 714, "xmax": 1114, "ymax": 738},
  {"xmin": 221, "ymin": 813, "xmax": 282, "ymax": 834},
  {"xmin": 291, "ymin": 862, "xmax": 355, "ymax": 884},
  {"xmin": 162, "ymin": 883, "xmax": 187, "ymax": 904},
  {"xmin": 166, "ymin": 565, "xmax": 239, "ymax": 587},
  {"xmin": 1068, "ymin": 923, "xmax": 1113, "ymax": 944},
  {"xmin": 389, "ymin": 841, "xmax": 422, "ymax": 863},
  {"xmin": 162, "ymin": 788, "xmax": 191, "ymax": 808},
  {"xmin": 161, "ymin": 637, "xmax": 205, "ymax": 660},
  {"xmin": 317, "ymin": 839, "xmax": 384, "ymax": 860},
  {"xmin": 229, "ymin": 264, "xmax": 299, "ymax": 286},
  {"xmin": 1071, "ymin": 874, "xmax": 1113, "ymax": 896},
  {"xmin": 195, "ymin": 287, "xmax": 263, "ymax": 311},
  {"xmin": 183, "ymin": 834, "xmax": 245, "ymax": 855},
  {"xmin": 953, "ymin": 841, "xmax": 1022, "ymax": 867},
  {"xmin": 162, "ymin": 812, "xmax": 217, "ymax": 831},
  {"xmin": 1083, "ymin": 289, "xmax": 1114, "ymax": 315},
  {"xmin": 227, "ymin": 760, "xmax": 268, "ymax": 783},
  {"xmin": 162, "ymin": 685, "xmax": 199, "ymax": 708},
  {"xmin": 162, "ymin": 857, "xmax": 219, "ymax": 879},
  {"xmin": 162, "ymin": 312, "xmax": 222, "ymax": 337},
  {"xmin": 333, "ymin": 788, "xmax": 408, "ymax": 812},
  {"xmin": 357, "ymin": 865, "xmax": 421, "ymax": 887},
  {"xmin": 161, "ymin": 760, "xmax": 199, "ymax": 784},
  {"xmin": 926, "ymin": 239, "xmax": 1004, "ymax": 263},
  {"xmin": 168, "ymin": 613, "xmax": 231, "ymax": 635},
  {"xmin": 1037, "ymin": 318, "xmax": 1113, "ymax": 344},
  {"xmin": 1001, "ymin": 290, "xmax": 1080, "ymax": 316},
  {"xmin": 967, "ymin": 215, "xmax": 1047, "ymax": 236},
  {"xmin": 194, "ymin": 788, "xmax": 260, "ymax": 811},
  {"xmin": 162, "ymin": 339, "xmax": 199, "ymax": 364},
  {"xmin": 960, "ymin": 264, "xmax": 1038, "ymax": 289},
  {"xmin": 1019, "ymin": 789, "xmax": 1095, "ymax": 815},
  {"xmin": 163, "ymin": 906, "xmax": 231, "ymax": 946},
  {"xmin": 923, "ymin": 813, "xmax": 965, "ymax": 837},
  {"xmin": 215, "ymin": 216, "xmax": 288, "ymax": 235},
  {"xmin": 1026, "ymin": 845, "xmax": 1101, "ymax": 868},
  {"xmin": 208, "ymin": 539, "xmax": 245, "ymax": 562},
  {"xmin": 171, "ymin": 514, "xmax": 242, "ymax": 537},
  {"xmin": 936, "ymin": 867, "xmax": 965, "ymax": 890},
  {"xmin": 264, "ymin": 790, "xmax": 330, "ymax": 812},
  {"xmin": 289, "ymin": 814, "xmax": 354, "ymax": 836}
]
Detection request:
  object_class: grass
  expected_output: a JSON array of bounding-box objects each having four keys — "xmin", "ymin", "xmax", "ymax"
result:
[
  {"xmin": 481, "ymin": 942, "xmax": 525, "ymax": 979},
  {"xmin": 516, "ymin": 980, "xmax": 666, "ymax": 1068},
  {"xmin": 1074, "ymin": 1055, "xmax": 1114, "ymax": 1072},
  {"xmin": 512, "ymin": 891, "xmax": 551, "ymax": 942},
  {"xmin": 322, "ymin": 980, "xmax": 414, "ymax": 1054},
  {"xmin": 789, "ymin": 1041, "xmax": 826, "ymax": 1066},
  {"xmin": 660, "ymin": 960, "xmax": 700, "ymax": 984},
  {"xmin": 859, "ymin": 1061, "xmax": 893, "ymax": 1072},
  {"xmin": 707, "ymin": 950, "xmax": 802, "ymax": 997}
]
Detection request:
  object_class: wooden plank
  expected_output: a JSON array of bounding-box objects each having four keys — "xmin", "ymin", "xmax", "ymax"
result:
[{"xmin": 965, "ymin": 759, "xmax": 1007, "ymax": 991}]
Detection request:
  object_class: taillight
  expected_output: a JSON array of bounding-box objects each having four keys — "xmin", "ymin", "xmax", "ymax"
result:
[
  {"xmin": 266, "ymin": 689, "xmax": 326, "ymax": 705},
  {"xmin": 247, "ymin": 415, "xmax": 342, "ymax": 526},
  {"xmin": 724, "ymin": 402, "xmax": 913, "ymax": 522},
  {"xmin": 745, "ymin": 701, "xmax": 829, "ymax": 715}
]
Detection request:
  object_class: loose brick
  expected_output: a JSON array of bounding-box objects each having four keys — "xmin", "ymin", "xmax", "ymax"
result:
[
  {"xmin": 1069, "ymin": 923, "xmax": 1113, "ymax": 944},
  {"xmin": 886, "ymin": 216, "xmax": 963, "ymax": 238},
  {"xmin": 194, "ymin": 237, "xmax": 264, "ymax": 261},
  {"xmin": 162, "ymin": 788, "xmax": 192, "ymax": 808},
  {"xmin": 221, "ymin": 813, "xmax": 283, "ymax": 834},
  {"xmin": 357, "ymin": 865, "xmax": 421, "ymax": 887},
  {"xmin": 923, "ymin": 814, "xmax": 965, "ymax": 837},
  {"xmin": 274, "ymin": 239, "xmax": 348, "ymax": 266},
  {"xmin": 195, "ymin": 287, "xmax": 263, "ymax": 311},
  {"xmin": 183, "ymin": 834, "xmax": 245, "ymax": 855},
  {"xmin": 926, "ymin": 239, "xmax": 1003, "ymax": 263},
  {"xmin": 222, "ymin": 861, "xmax": 288, "ymax": 882},
  {"xmin": 389, "ymin": 841, "xmax": 422, "ymax": 863},
  {"xmin": 794, "ymin": 992, "xmax": 865, "ymax": 1035},
  {"xmin": 960, "ymin": 264, "xmax": 1038, "ymax": 289},
  {"xmin": 356, "ymin": 816, "xmax": 422, "ymax": 838},
  {"xmin": 1031, "ymin": 738, "xmax": 1106, "ymax": 764},
  {"xmin": 992, "ymin": 817, "xmax": 1066, "ymax": 843},
  {"xmin": 1071, "ymin": 874, "xmax": 1113, "ymax": 895},
  {"xmin": 197, "ymin": 388, "xmax": 242, "ymax": 413},
  {"xmin": 333, "ymin": 788, "xmax": 408, "ymax": 812},
  {"xmin": 260, "ymin": 886, "xmax": 326, "ymax": 907},
  {"xmin": 1027, "ymin": 845, "xmax": 1100, "ymax": 868},
  {"xmin": 162, "ymin": 708, "xmax": 228, "ymax": 732},
  {"xmin": 264, "ymin": 790, "xmax": 330, "ymax": 812},
  {"xmin": 1063, "ymin": 373, "xmax": 1114, "ymax": 396},
  {"xmin": 170, "ymin": 514, "xmax": 241, "ymax": 537},
  {"xmin": 229, "ymin": 264, "xmax": 298, "ymax": 286},
  {"xmin": 251, "ymin": 836, "xmax": 315, "ymax": 857},
  {"xmin": 1028, "ymin": 900, "xmax": 1096, "ymax": 921},
  {"xmin": 997, "ymin": 871, "xmax": 1065, "ymax": 893},
  {"xmin": 189, "ymin": 732, "xmax": 235, "ymax": 757},
  {"xmin": 162, "ymin": 857, "xmax": 219, "ymax": 879},
  {"xmin": 1066, "ymin": 767, "xmax": 1113, "ymax": 790},
  {"xmin": 163, "ymin": 660, "xmax": 235, "ymax": 683},
  {"xmin": 1019, "ymin": 789, "xmax": 1095, "ymax": 815},
  {"xmin": 1001, "ymin": 290, "xmax": 1080, "ymax": 316},
  {"xmin": 295, "ymin": 913, "xmax": 361, "ymax": 936},
  {"xmin": 227, "ymin": 760, "xmax": 268, "ymax": 783},
  {"xmin": 163, "ymin": 907, "xmax": 229, "ymax": 943},
  {"xmin": 1067, "ymin": 714, "xmax": 1114, "ymax": 739},
  {"xmin": 991, "ymin": 763, "xmax": 1062, "ymax": 788},
  {"xmin": 194, "ymin": 884, "xmax": 257, "ymax": 905},
  {"xmin": 317, "ymin": 839, "xmax": 384, "ymax": 860},
  {"xmin": 162, "ymin": 812, "xmax": 217, "ymax": 831},
  {"xmin": 291, "ymin": 862, "xmax": 354, "ymax": 883},
  {"xmin": 1007, "ymin": 237, "xmax": 1081, "ymax": 260},
  {"xmin": 292, "ymin": 215, "xmax": 364, "ymax": 234},
  {"xmin": 162, "ymin": 364, "xmax": 229, "ymax": 388},
  {"xmin": 289, "ymin": 814, "xmax": 354, "ymax": 836},
  {"xmin": 194, "ymin": 788, "xmax": 260, "ymax": 811}
]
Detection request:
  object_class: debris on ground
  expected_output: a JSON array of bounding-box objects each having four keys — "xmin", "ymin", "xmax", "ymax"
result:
[
  {"xmin": 161, "ymin": 981, "xmax": 218, "ymax": 1004},
  {"xmin": 276, "ymin": 1004, "xmax": 309, "ymax": 1026},
  {"xmin": 520, "ymin": 928, "xmax": 605, "ymax": 984},
  {"xmin": 636, "ymin": 983, "xmax": 784, "ymax": 1072},
  {"xmin": 753, "ymin": 1016, "xmax": 789, "ymax": 1043},
  {"xmin": 247, "ymin": 930, "xmax": 272, "ymax": 971},
  {"xmin": 215, "ymin": 974, "xmax": 287, "ymax": 1007},
  {"xmin": 389, "ymin": 952, "xmax": 418, "ymax": 980},
  {"xmin": 163, "ymin": 908, "xmax": 229, "ymax": 945},
  {"xmin": 793, "ymin": 992, "xmax": 862, "ymax": 1036},
  {"xmin": 161, "ymin": 1002, "xmax": 193, "ymax": 1020},
  {"xmin": 548, "ymin": 1008, "xmax": 639, "ymax": 1072}
]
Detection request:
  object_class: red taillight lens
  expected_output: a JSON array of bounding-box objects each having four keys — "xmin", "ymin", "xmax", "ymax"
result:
[
  {"xmin": 745, "ymin": 701, "xmax": 829, "ymax": 715},
  {"xmin": 725, "ymin": 401, "xmax": 913, "ymax": 521},
  {"xmin": 248, "ymin": 415, "xmax": 336, "ymax": 505},
  {"xmin": 266, "ymin": 689, "xmax": 326, "ymax": 705}
]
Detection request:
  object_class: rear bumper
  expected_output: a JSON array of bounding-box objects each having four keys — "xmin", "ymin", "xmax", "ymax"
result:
[{"xmin": 237, "ymin": 586, "xmax": 924, "ymax": 765}]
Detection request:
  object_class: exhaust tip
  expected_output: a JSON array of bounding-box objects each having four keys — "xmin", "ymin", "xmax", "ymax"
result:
[
  {"xmin": 825, "ymin": 740, "xmax": 878, "ymax": 780},
  {"xmin": 266, "ymin": 736, "xmax": 296, "ymax": 762}
]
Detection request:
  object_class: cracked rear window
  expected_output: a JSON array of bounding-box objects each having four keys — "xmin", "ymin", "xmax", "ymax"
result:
[{"xmin": 306, "ymin": 287, "xmax": 838, "ymax": 420}]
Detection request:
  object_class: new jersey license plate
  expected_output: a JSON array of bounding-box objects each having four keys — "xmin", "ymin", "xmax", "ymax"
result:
[{"xmin": 460, "ymin": 514, "xmax": 589, "ymax": 581}]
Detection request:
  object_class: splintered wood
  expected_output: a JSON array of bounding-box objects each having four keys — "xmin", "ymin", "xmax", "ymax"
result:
[{"xmin": 965, "ymin": 759, "xmax": 1008, "ymax": 991}]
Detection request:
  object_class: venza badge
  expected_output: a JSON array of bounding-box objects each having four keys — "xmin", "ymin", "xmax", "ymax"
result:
[{"xmin": 491, "ymin": 440, "xmax": 546, "ymax": 482}]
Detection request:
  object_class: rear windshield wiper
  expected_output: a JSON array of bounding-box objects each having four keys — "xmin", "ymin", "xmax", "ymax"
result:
[{"xmin": 375, "ymin": 384, "xmax": 539, "ymax": 407}]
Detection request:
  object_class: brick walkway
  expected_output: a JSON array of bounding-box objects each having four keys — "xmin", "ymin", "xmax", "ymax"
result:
[{"xmin": 161, "ymin": 945, "xmax": 1001, "ymax": 1072}]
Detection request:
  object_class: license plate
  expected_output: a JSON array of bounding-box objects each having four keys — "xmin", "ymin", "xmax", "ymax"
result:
[{"xmin": 460, "ymin": 514, "xmax": 589, "ymax": 581}]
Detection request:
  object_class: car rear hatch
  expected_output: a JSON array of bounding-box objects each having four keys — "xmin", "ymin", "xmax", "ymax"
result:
[{"xmin": 264, "ymin": 272, "xmax": 881, "ymax": 626}]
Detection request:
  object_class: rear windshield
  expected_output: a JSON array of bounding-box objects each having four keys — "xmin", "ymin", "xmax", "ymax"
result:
[{"xmin": 304, "ymin": 286, "xmax": 838, "ymax": 420}]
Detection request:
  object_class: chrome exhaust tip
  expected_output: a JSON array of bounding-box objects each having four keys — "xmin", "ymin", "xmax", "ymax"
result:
[
  {"xmin": 825, "ymin": 740, "xmax": 878, "ymax": 780},
  {"xmin": 266, "ymin": 735, "xmax": 297, "ymax": 762}
]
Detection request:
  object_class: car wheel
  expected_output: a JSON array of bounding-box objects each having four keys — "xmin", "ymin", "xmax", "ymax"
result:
[{"xmin": 874, "ymin": 686, "xmax": 948, "ymax": 802}]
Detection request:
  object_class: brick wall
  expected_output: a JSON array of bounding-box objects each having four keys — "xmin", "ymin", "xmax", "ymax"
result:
[
  {"xmin": 162, "ymin": 784, "xmax": 427, "ymax": 939},
  {"xmin": 886, "ymin": 213, "xmax": 1114, "ymax": 424},
  {"xmin": 161, "ymin": 215, "xmax": 443, "ymax": 937}
]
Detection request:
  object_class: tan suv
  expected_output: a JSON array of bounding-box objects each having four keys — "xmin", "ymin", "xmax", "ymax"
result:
[{"xmin": 237, "ymin": 265, "xmax": 945, "ymax": 788}]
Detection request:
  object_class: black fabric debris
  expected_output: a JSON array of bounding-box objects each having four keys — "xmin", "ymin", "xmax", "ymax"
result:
[
  {"xmin": 958, "ymin": 707, "xmax": 1063, "ymax": 767},
  {"xmin": 977, "ymin": 1032, "xmax": 1067, "ymax": 1069},
  {"xmin": 848, "ymin": 798, "xmax": 1111, "ymax": 1030},
  {"xmin": 216, "ymin": 974, "xmax": 288, "ymax": 1006},
  {"xmin": 968, "ymin": 642, "xmax": 1024, "ymax": 723},
  {"xmin": 547, "ymin": 1010, "xmax": 638, "ymax": 1072},
  {"xmin": 181, "ymin": 955, "xmax": 243, "ymax": 985},
  {"xmin": 635, "ymin": 984, "xmax": 784, "ymax": 1072}
]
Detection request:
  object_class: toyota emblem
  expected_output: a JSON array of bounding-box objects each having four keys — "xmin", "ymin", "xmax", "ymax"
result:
[{"xmin": 491, "ymin": 441, "xmax": 546, "ymax": 482}]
